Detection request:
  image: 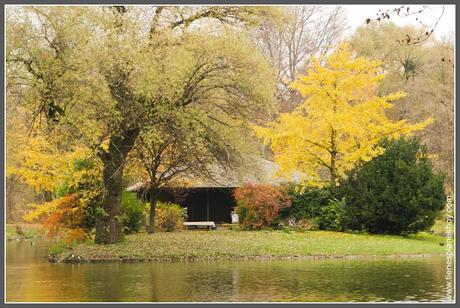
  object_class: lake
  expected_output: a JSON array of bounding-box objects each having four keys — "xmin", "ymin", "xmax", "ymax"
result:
[{"xmin": 6, "ymin": 239, "xmax": 453, "ymax": 302}]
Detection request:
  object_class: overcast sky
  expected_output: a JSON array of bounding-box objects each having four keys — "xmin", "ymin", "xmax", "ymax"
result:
[{"xmin": 343, "ymin": 5, "xmax": 455, "ymax": 40}]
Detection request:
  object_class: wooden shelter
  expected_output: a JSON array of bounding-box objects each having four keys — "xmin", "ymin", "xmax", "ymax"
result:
[{"xmin": 126, "ymin": 159, "xmax": 302, "ymax": 224}]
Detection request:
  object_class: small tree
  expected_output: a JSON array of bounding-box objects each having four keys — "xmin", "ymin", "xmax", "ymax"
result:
[
  {"xmin": 234, "ymin": 183, "xmax": 291, "ymax": 230},
  {"xmin": 339, "ymin": 137, "xmax": 446, "ymax": 235},
  {"xmin": 23, "ymin": 154, "xmax": 102, "ymax": 244},
  {"xmin": 132, "ymin": 113, "xmax": 262, "ymax": 233}
]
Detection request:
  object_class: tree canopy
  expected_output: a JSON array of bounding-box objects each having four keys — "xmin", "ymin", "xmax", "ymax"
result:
[
  {"xmin": 349, "ymin": 21, "xmax": 454, "ymax": 190},
  {"xmin": 254, "ymin": 44, "xmax": 431, "ymax": 189},
  {"xmin": 5, "ymin": 6, "xmax": 453, "ymax": 243},
  {"xmin": 6, "ymin": 6, "xmax": 279, "ymax": 243}
]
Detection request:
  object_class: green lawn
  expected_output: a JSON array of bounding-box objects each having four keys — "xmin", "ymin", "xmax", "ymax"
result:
[
  {"xmin": 6, "ymin": 224, "xmax": 41, "ymax": 240},
  {"xmin": 54, "ymin": 230, "xmax": 448, "ymax": 263}
]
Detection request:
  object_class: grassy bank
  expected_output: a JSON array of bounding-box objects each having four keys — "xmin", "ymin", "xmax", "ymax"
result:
[
  {"xmin": 52, "ymin": 230, "xmax": 448, "ymax": 263},
  {"xmin": 6, "ymin": 224, "xmax": 41, "ymax": 240}
]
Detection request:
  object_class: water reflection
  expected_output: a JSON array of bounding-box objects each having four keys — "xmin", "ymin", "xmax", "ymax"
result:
[{"xmin": 6, "ymin": 239, "xmax": 452, "ymax": 302}]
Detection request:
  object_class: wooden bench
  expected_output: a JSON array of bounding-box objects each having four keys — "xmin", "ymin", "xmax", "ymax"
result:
[{"xmin": 183, "ymin": 221, "xmax": 216, "ymax": 231}]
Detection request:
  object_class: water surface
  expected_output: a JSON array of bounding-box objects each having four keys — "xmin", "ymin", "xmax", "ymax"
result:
[{"xmin": 6, "ymin": 239, "xmax": 453, "ymax": 302}]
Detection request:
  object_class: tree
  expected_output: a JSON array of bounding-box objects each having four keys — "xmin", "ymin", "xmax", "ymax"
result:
[
  {"xmin": 364, "ymin": 5, "xmax": 446, "ymax": 46},
  {"xmin": 7, "ymin": 133, "xmax": 77, "ymax": 194},
  {"xmin": 254, "ymin": 44, "xmax": 431, "ymax": 190},
  {"xmin": 339, "ymin": 137, "xmax": 446, "ymax": 235},
  {"xmin": 21, "ymin": 146, "xmax": 103, "ymax": 242},
  {"xmin": 131, "ymin": 105, "xmax": 268, "ymax": 233},
  {"xmin": 254, "ymin": 6, "xmax": 347, "ymax": 112},
  {"xmin": 128, "ymin": 30, "xmax": 275, "ymax": 233},
  {"xmin": 5, "ymin": 102, "xmax": 31, "ymax": 221},
  {"xmin": 349, "ymin": 22, "xmax": 454, "ymax": 190},
  {"xmin": 132, "ymin": 116, "xmax": 265, "ymax": 234},
  {"xmin": 6, "ymin": 6, "xmax": 278, "ymax": 243}
]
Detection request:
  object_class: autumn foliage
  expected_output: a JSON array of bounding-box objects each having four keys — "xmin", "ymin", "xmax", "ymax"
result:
[
  {"xmin": 254, "ymin": 43, "xmax": 431, "ymax": 189},
  {"xmin": 154, "ymin": 202, "xmax": 185, "ymax": 232},
  {"xmin": 234, "ymin": 183, "xmax": 291, "ymax": 230},
  {"xmin": 22, "ymin": 151, "xmax": 102, "ymax": 244},
  {"xmin": 30, "ymin": 195, "xmax": 87, "ymax": 244}
]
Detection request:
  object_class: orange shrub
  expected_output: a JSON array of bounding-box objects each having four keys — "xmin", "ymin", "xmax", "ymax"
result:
[
  {"xmin": 41, "ymin": 195, "xmax": 86, "ymax": 243},
  {"xmin": 234, "ymin": 183, "xmax": 291, "ymax": 230},
  {"xmin": 65, "ymin": 228, "xmax": 87, "ymax": 244}
]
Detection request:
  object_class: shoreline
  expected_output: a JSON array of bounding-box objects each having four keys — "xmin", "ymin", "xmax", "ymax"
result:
[
  {"xmin": 51, "ymin": 252, "xmax": 445, "ymax": 264},
  {"xmin": 49, "ymin": 230, "xmax": 448, "ymax": 264}
]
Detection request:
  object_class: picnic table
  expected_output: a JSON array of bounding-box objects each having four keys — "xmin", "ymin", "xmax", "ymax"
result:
[{"xmin": 183, "ymin": 221, "xmax": 216, "ymax": 231}]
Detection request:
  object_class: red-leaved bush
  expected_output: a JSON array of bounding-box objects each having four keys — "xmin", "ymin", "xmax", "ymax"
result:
[{"xmin": 234, "ymin": 183, "xmax": 291, "ymax": 230}]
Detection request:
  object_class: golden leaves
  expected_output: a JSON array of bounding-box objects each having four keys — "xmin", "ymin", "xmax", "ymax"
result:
[
  {"xmin": 253, "ymin": 43, "xmax": 431, "ymax": 187},
  {"xmin": 11, "ymin": 133, "xmax": 97, "ymax": 194}
]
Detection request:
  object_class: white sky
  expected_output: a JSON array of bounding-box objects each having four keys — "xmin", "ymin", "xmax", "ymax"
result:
[{"xmin": 343, "ymin": 4, "xmax": 455, "ymax": 40}]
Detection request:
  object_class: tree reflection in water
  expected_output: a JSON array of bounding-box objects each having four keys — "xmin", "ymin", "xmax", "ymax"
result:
[{"xmin": 6, "ymin": 240, "xmax": 451, "ymax": 302}]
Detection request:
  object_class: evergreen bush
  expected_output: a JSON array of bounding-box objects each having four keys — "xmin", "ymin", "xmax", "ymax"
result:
[{"xmin": 339, "ymin": 137, "xmax": 446, "ymax": 235}]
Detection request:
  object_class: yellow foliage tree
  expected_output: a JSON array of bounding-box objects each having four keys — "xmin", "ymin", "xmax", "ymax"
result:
[
  {"xmin": 9, "ymin": 132, "xmax": 98, "ymax": 194},
  {"xmin": 11, "ymin": 127, "xmax": 101, "ymax": 242},
  {"xmin": 254, "ymin": 44, "xmax": 432, "ymax": 189}
]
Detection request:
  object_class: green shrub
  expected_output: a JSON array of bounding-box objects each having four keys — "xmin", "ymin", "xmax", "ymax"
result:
[
  {"xmin": 54, "ymin": 157, "xmax": 102, "ymax": 234},
  {"xmin": 234, "ymin": 183, "xmax": 291, "ymax": 230},
  {"xmin": 282, "ymin": 185, "xmax": 332, "ymax": 220},
  {"xmin": 121, "ymin": 192, "xmax": 146, "ymax": 234},
  {"xmin": 339, "ymin": 137, "xmax": 446, "ymax": 235},
  {"xmin": 155, "ymin": 202, "xmax": 185, "ymax": 232},
  {"xmin": 48, "ymin": 243, "xmax": 69, "ymax": 256},
  {"xmin": 317, "ymin": 198, "xmax": 345, "ymax": 231},
  {"xmin": 281, "ymin": 185, "xmax": 344, "ymax": 231}
]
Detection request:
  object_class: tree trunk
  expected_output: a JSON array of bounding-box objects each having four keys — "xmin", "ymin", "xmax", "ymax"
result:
[
  {"xmin": 148, "ymin": 189, "xmax": 158, "ymax": 234},
  {"xmin": 330, "ymin": 148, "xmax": 337, "ymax": 189},
  {"xmin": 6, "ymin": 176, "xmax": 16, "ymax": 223},
  {"xmin": 330, "ymin": 161, "xmax": 337, "ymax": 191},
  {"xmin": 43, "ymin": 190, "xmax": 53, "ymax": 202},
  {"xmin": 95, "ymin": 127, "xmax": 140, "ymax": 244},
  {"xmin": 95, "ymin": 158, "xmax": 124, "ymax": 244},
  {"xmin": 330, "ymin": 127, "xmax": 338, "ymax": 192}
]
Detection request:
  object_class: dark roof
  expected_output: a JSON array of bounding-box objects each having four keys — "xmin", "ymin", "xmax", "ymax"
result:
[{"xmin": 126, "ymin": 158, "xmax": 303, "ymax": 192}]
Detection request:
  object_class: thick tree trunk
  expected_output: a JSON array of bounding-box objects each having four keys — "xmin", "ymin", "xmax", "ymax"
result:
[
  {"xmin": 148, "ymin": 189, "xmax": 158, "ymax": 234},
  {"xmin": 95, "ymin": 127, "xmax": 140, "ymax": 244},
  {"xmin": 95, "ymin": 159, "xmax": 124, "ymax": 244}
]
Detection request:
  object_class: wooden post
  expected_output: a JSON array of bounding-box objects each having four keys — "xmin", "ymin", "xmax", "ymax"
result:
[{"xmin": 206, "ymin": 188, "xmax": 209, "ymax": 221}]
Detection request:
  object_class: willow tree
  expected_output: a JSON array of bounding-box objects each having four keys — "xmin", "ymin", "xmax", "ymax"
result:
[
  {"xmin": 254, "ymin": 44, "xmax": 432, "ymax": 190},
  {"xmin": 6, "ymin": 6, "xmax": 278, "ymax": 243},
  {"xmin": 129, "ymin": 31, "xmax": 274, "ymax": 233}
]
